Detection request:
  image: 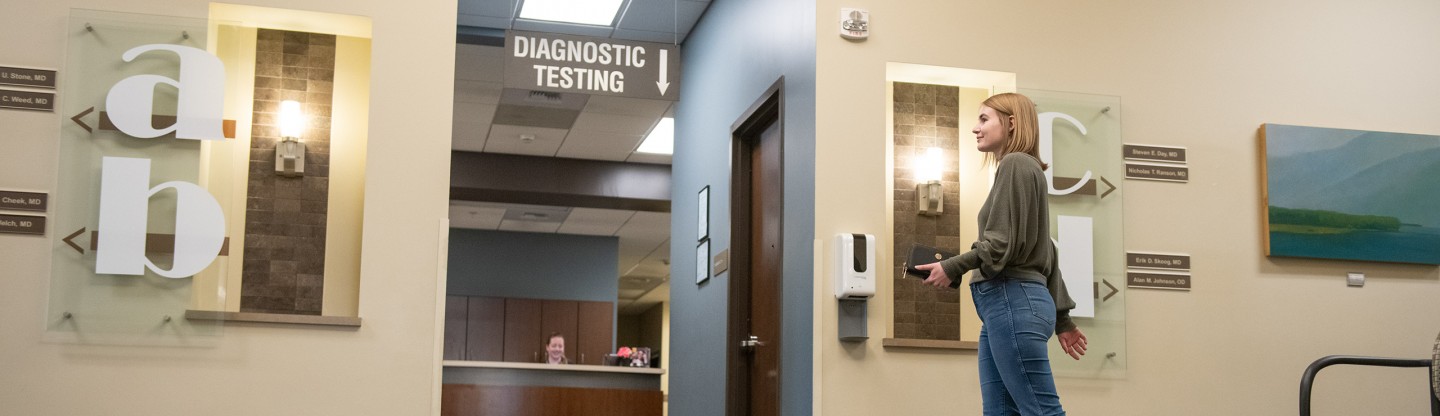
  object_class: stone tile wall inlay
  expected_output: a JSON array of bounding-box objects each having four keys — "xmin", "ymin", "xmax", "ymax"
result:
[
  {"xmin": 240, "ymin": 29, "xmax": 336, "ymax": 315},
  {"xmin": 892, "ymin": 82, "xmax": 961, "ymax": 340}
]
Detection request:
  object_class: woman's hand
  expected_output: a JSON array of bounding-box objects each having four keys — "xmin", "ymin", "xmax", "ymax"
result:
[
  {"xmin": 913, "ymin": 263, "xmax": 952, "ymax": 288},
  {"xmin": 1058, "ymin": 327, "xmax": 1088, "ymax": 360}
]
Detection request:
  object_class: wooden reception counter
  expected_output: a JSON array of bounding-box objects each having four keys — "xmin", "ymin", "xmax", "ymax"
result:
[{"xmin": 441, "ymin": 361, "xmax": 665, "ymax": 416}]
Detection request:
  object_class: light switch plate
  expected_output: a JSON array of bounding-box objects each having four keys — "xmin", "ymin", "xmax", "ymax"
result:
[{"xmin": 1346, "ymin": 272, "xmax": 1364, "ymax": 287}]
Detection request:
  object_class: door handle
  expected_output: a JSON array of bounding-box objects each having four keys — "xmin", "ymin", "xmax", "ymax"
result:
[{"xmin": 741, "ymin": 335, "xmax": 765, "ymax": 352}]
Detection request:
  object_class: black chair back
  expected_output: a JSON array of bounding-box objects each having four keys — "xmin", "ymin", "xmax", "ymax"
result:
[{"xmin": 1432, "ymin": 331, "xmax": 1439, "ymax": 402}]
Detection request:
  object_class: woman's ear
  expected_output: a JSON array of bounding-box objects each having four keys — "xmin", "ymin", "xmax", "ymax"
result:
[{"xmin": 1007, "ymin": 115, "xmax": 1016, "ymax": 132}]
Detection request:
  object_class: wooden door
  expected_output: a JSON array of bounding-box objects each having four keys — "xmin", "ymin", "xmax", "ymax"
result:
[
  {"xmin": 466, "ymin": 296, "xmax": 505, "ymax": 361},
  {"xmin": 443, "ymin": 296, "xmax": 468, "ymax": 361},
  {"xmin": 577, "ymin": 301, "xmax": 615, "ymax": 365},
  {"xmin": 541, "ymin": 300, "xmax": 579, "ymax": 363},
  {"xmin": 727, "ymin": 80, "xmax": 783, "ymax": 416},
  {"xmin": 503, "ymin": 298, "xmax": 543, "ymax": 362}
]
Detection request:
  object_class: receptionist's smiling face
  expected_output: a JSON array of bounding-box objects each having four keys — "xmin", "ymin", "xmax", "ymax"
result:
[{"xmin": 546, "ymin": 335, "xmax": 565, "ymax": 362}]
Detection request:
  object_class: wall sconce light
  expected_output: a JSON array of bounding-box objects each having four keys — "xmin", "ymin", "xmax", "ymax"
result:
[
  {"xmin": 276, "ymin": 100, "xmax": 306, "ymax": 177},
  {"xmin": 915, "ymin": 147, "xmax": 943, "ymax": 216}
]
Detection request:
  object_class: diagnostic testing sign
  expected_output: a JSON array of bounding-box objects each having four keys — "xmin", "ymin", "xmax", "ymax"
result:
[{"xmin": 505, "ymin": 30, "xmax": 680, "ymax": 101}]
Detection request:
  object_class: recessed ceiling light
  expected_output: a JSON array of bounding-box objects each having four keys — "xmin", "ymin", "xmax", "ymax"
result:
[
  {"xmin": 636, "ymin": 117, "xmax": 673, "ymax": 155},
  {"xmin": 519, "ymin": 0, "xmax": 626, "ymax": 26}
]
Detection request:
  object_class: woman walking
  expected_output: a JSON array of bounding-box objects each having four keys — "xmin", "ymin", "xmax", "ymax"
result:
[{"xmin": 913, "ymin": 93, "xmax": 1088, "ymax": 416}]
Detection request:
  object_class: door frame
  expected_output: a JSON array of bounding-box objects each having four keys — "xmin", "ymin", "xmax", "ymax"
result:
[{"xmin": 725, "ymin": 77, "xmax": 784, "ymax": 416}]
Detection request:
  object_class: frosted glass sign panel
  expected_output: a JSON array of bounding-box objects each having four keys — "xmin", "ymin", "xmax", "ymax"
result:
[
  {"xmin": 1022, "ymin": 89, "xmax": 1127, "ymax": 378},
  {"xmin": 48, "ymin": 9, "xmax": 234, "ymax": 344}
]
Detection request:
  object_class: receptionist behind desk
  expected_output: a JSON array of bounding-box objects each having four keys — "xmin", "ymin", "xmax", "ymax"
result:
[{"xmin": 545, "ymin": 332, "xmax": 569, "ymax": 364}]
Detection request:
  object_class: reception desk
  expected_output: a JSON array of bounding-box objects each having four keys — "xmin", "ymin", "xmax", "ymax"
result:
[{"xmin": 441, "ymin": 361, "xmax": 664, "ymax": 416}]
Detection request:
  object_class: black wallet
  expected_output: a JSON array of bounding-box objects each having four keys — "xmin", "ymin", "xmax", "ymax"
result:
[{"xmin": 903, "ymin": 244, "xmax": 962, "ymax": 288}]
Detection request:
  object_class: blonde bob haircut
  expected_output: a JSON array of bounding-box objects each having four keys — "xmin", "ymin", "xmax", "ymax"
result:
[{"xmin": 982, "ymin": 93, "xmax": 1048, "ymax": 170}]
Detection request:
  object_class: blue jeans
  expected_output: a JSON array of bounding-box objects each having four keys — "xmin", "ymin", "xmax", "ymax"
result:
[{"xmin": 972, "ymin": 278, "xmax": 1065, "ymax": 416}]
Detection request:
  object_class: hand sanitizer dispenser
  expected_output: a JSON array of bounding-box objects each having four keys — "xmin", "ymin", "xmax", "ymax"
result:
[{"xmin": 835, "ymin": 233, "xmax": 876, "ymax": 299}]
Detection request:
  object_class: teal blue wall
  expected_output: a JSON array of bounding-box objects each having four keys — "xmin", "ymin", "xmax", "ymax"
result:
[
  {"xmin": 669, "ymin": 0, "xmax": 816, "ymax": 414},
  {"xmin": 446, "ymin": 228, "xmax": 619, "ymax": 303}
]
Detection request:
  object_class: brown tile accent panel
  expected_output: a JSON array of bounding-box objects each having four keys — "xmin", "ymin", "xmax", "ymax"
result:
[
  {"xmin": 892, "ymin": 82, "xmax": 961, "ymax": 341},
  {"xmin": 241, "ymin": 29, "xmax": 337, "ymax": 315}
]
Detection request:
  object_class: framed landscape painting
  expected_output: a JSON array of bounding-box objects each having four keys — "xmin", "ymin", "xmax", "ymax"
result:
[{"xmin": 1262, "ymin": 123, "xmax": 1440, "ymax": 264}]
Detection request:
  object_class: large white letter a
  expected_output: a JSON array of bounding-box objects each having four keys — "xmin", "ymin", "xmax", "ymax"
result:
[{"xmin": 104, "ymin": 44, "xmax": 226, "ymax": 140}]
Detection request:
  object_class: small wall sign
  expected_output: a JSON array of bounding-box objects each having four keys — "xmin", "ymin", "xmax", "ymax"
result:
[
  {"xmin": 1123, "ymin": 144, "xmax": 1187, "ymax": 164},
  {"xmin": 0, "ymin": 213, "xmax": 46, "ymax": 235},
  {"xmin": 0, "ymin": 88, "xmax": 55, "ymax": 111},
  {"xmin": 0, "ymin": 66, "xmax": 58, "ymax": 89},
  {"xmin": 0, "ymin": 190, "xmax": 48, "ymax": 212},
  {"xmin": 1126, "ymin": 252, "xmax": 1190, "ymax": 271},
  {"xmin": 1127, "ymin": 271, "xmax": 1190, "ymax": 290},
  {"xmin": 1125, "ymin": 162, "xmax": 1188, "ymax": 182}
]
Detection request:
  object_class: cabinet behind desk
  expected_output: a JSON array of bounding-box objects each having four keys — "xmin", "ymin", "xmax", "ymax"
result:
[{"xmin": 445, "ymin": 296, "xmax": 615, "ymax": 365}]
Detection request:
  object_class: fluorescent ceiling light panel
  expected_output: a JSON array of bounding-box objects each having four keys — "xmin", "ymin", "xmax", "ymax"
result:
[
  {"xmin": 519, "ymin": 0, "xmax": 625, "ymax": 26},
  {"xmin": 636, "ymin": 117, "xmax": 674, "ymax": 155}
]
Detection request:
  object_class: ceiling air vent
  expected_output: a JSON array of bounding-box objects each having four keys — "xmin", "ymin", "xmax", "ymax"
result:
[{"xmin": 526, "ymin": 90, "xmax": 563, "ymax": 104}]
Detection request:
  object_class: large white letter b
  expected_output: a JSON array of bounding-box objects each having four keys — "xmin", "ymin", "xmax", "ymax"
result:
[{"xmin": 96, "ymin": 157, "xmax": 225, "ymax": 278}]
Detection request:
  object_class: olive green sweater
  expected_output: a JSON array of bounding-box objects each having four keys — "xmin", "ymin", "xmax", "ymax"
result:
[{"xmin": 939, "ymin": 153, "xmax": 1077, "ymax": 334}]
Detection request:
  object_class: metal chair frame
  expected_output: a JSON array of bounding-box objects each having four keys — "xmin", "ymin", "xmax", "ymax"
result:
[{"xmin": 1299, "ymin": 355, "xmax": 1439, "ymax": 416}]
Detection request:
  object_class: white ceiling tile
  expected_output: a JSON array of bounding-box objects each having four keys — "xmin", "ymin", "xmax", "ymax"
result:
[
  {"xmin": 452, "ymin": 122, "xmax": 490, "ymax": 151},
  {"xmin": 616, "ymin": 0, "xmax": 709, "ymax": 33},
  {"xmin": 454, "ymin": 102, "xmax": 497, "ymax": 126},
  {"xmin": 497, "ymin": 219, "xmax": 562, "ymax": 233},
  {"xmin": 619, "ymin": 239, "xmax": 666, "ymax": 278},
  {"xmin": 616, "ymin": 212, "xmax": 670, "ymax": 273},
  {"xmin": 583, "ymin": 96, "xmax": 672, "ymax": 118},
  {"xmin": 448, "ymin": 204, "xmax": 506, "ymax": 229},
  {"xmin": 453, "ymin": 139, "xmax": 487, "ymax": 153},
  {"xmin": 626, "ymin": 152, "xmax": 673, "ymax": 165},
  {"xmin": 458, "ymin": 0, "xmax": 518, "ymax": 18},
  {"xmin": 618, "ymin": 211, "xmax": 670, "ymax": 237},
  {"xmin": 455, "ymin": 80, "xmax": 503, "ymax": 104},
  {"xmin": 571, "ymin": 111, "xmax": 661, "ymax": 136},
  {"xmin": 484, "ymin": 124, "xmax": 568, "ymax": 157},
  {"xmin": 618, "ymin": 281, "xmax": 670, "ymax": 315},
  {"xmin": 608, "ymin": 28, "xmax": 679, "ymax": 44},
  {"xmin": 455, "ymin": 44, "xmax": 506, "ymax": 82},
  {"xmin": 558, "ymin": 208, "xmax": 635, "ymax": 236},
  {"xmin": 457, "ymin": 14, "xmax": 512, "ymax": 28},
  {"xmin": 512, "ymin": 20, "xmax": 615, "ymax": 38},
  {"xmin": 556, "ymin": 130, "xmax": 644, "ymax": 161},
  {"xmin": 625, "ymin": 262, "xmax": 669, "ymax": 279}
]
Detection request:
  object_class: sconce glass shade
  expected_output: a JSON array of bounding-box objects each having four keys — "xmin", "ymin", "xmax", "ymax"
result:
[
  {"xmin": 278, "ymin": 100, "xmax": 305, "ymax": 140},
  {"xmin": 916, "ymin": 147, "xmax": 943, "ymax": 215},
  {"xmin": 915, "ymin": 147, "xmax": 942, "ymax": 183},
  {"xmin": 276, "ymin": 100, "xmax": 307, "ymax": 176}
]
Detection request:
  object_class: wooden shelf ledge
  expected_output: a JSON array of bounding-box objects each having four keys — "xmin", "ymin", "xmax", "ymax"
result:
[
  {"xmin": 881, "ymin": 338, "xmax": 978, "ymax": 350},
  {"xmin": 185, "ymin": 310, "xmax": 362, "ymax": 328}
]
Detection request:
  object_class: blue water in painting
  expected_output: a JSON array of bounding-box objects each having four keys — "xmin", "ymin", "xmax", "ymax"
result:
[{"xmin": 1270, "ymin": 225, "xmax": 1440, "ymax": 264}]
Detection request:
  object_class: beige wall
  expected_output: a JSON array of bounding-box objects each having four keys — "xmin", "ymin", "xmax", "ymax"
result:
[
  {"xmin": 814, "ymin": 0, "xmax": 1440, "ymax": 415},
  {"xmin": 0, "ymin": 1, "xmax": 454, "ymax": 415}
]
